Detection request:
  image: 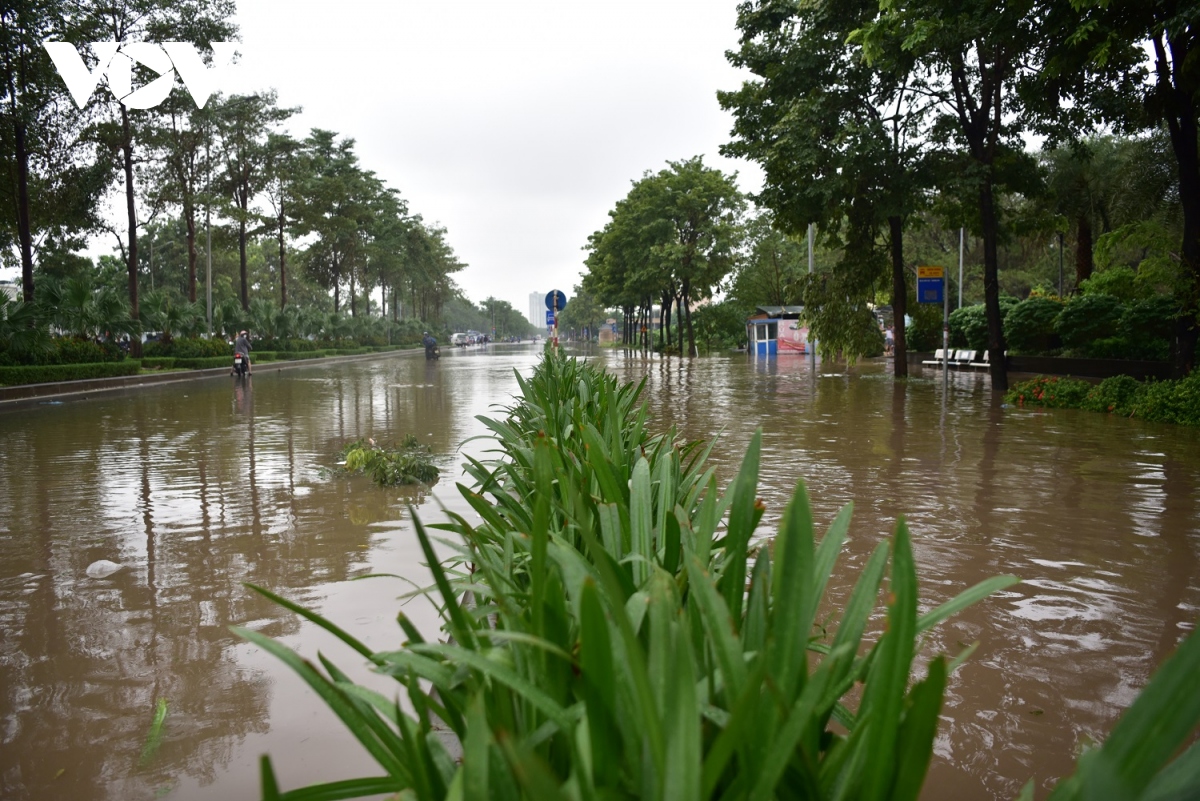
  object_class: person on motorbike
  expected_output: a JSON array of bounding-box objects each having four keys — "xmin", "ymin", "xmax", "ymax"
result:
[
  {"xmin": 234, "ymin": 330, "xmax": 252, "ymax": 375},
  {"xmin": 422, "ymin": 332, "xmax": 438, "ymax": 359}
]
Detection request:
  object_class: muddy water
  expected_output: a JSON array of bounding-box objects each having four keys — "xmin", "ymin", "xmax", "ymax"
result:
[{"xmin": 1, "ymin": 346, "xmax": 1197, "ymax": 800}]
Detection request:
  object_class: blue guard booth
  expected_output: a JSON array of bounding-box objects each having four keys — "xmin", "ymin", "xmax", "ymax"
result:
[{"xmin": 747, "ymin": 306, "xmax": 808, "ymax": 356}]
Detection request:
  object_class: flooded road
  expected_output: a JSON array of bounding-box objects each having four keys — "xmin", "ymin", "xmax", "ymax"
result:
[{"xmin": 1, "ymin": 345, "xmax": 1198, "ymax": 800}]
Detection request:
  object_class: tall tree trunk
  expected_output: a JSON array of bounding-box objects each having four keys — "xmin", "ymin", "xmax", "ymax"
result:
[
  {"xmin": 979, "ymin": 180, "xmax": 1008, "ymax": 391},
  {"xmin": 278, "ymin": 204, "xmax": 288, "ymax": 308},
  {"xmin": 1074, "ymin": 215, "xmax": 1094, "ymax": 289},
  {"xmin": 350, "ymin": 270, "xmax": 357, "ymax": 317},
  {"xmin": 660, "ymin": 290, "xmax": 672, "ymax": 352},
  {"xmin": 889, "ymin": 215, "xmax": 908, "ymax": 378},
  {"xmin": 121, "ymin": 105, "xmax": 142, "ymax": 358},
  {"xmin": 1159, "ymin": 30, "xmax": 1200, "ymax": 378},
  {"xmin": 238, "ymin": 186, "xmax": 249, "ymax": 311},
  {"xmin": 185, "ymin": 197, "xmax": 197, "ymax": 303},
  {"xmin": 680, "ymin": 280, "xmax": 697, "ymax": 357},
  {"xmin": 677, "ymin": 294, "xmax": 685, "ymax": 354},
  {"xmin": 333, "ymin": 256, "xmax": 341, "ymax": 312},
  {"xmin": 15, "ymin": 120, "xmax": 34, "ymax": 304}
]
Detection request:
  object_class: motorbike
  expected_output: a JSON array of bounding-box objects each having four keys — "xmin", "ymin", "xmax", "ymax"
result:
[
  {"xmin": 233, "ymin": 352, "xmax": 250, "ymax": 377},
  {"xmin": 425, "ymin": 343, "xmax": 440, "ymax": 360}
]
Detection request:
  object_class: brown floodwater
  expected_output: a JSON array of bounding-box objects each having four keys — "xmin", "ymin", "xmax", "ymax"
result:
[{"xmin": 1, "ymin": 345, "xmax": 1197, "ymax": 800}]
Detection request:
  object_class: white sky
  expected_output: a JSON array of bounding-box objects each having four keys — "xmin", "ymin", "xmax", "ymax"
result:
[{"xmin": 225, "ymin": 0, "xmax": 763, "ymax": 313}]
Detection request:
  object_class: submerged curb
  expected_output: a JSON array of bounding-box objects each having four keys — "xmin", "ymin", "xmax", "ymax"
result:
[{"xmin": 0, "ymin": 348, "xmax": 423, "ymax": 408}]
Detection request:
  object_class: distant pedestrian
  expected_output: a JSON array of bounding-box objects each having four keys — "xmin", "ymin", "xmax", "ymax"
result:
[{"xmin": 885, "ymin": 326, "xmax": 895, "ymax": 356}]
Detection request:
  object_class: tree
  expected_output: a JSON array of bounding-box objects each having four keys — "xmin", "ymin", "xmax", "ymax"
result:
[
  {"xmin": 1, "ymin": 1, "xmax": 110, "ymax": 303},
  {"xmin": 215, "ymin": 91, "xmax": 294, "ymax": 310},
  {"xmin": 583, "ymin": 157, "xmax": 744, "ymax": 356},
  {"xmin": 262, "ymin": 130, "xmax": 305, "ymax": 308},
  {"xmin": 78, "ymin": 0, "xmax": 236, "ymax": 355},
  {"xmin": 722, "ymin": 0, "xmax": 930, "ymax": 373},
  {"xmin": 854, "ymin": 0, "xmax": 1052, "ymax": 390},
  {"xmin": 1045, "ymin": 1, "xmax": 1200, "ymax": 376}
]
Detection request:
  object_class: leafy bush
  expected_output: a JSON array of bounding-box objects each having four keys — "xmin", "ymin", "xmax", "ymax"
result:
[
  {"xmin": 1137, "ymin": 372, "xmax": 1200, "ymax": 427},
  {"xmin": 948, "ymin": 298, "xmax": 1019, "ymax": 351},
  {"xmin": 169, "ymin": 337, "xmax": 232, "ymax": 359},
  {"xmin": 1008, "ymin": 372, "xmax": 1200, "ymax": 427},
  {"xmin": 0, "ymin": 361, "xmax": 140, "ymax": 386},
  {"xmin": 1008, "ymin": 375, "xmax": 1093, "ymax": 408},
  {"xmin": 173, "ymin": 356, "xmax": 234, "ymax": 369},
  {"xmin": 907, "ymin": 301, "xmax": 945, "ymax": 351},
  {"xmin": 692, "ymin": 299, "xmax": 753, "ymax": 352},
  {"xmin": 1004, "ymin": 297, "xmax": 1063, "ymax": 354},
  {"xmin": 257, "ymin": 337, "xmax": 320, "ymax": 353},
  {"xmin": 339, "ymin": 436, "xmax": 439, "ymax": 486},
  {"xmin": 240, "ymin": 354, "xmax": 1027, "ymax": 800},
  {"xmin": 1055, "ymin": 294, "xmax": 1125, "ymax": 351},
  {"xmin": 1081, "ymin": 375, "xmax": 1146, "ymax": 416},
  {"xmin": 138, "ymin": 357, "xmax": 177, "ymax": 370},
  {"xmin": 1079, "ymin": 265, "xmax": 1142, "ymax": 301},
  {"xmin": 1119, "ymin": 297, "xmax": 1177, "ymax": 361}
]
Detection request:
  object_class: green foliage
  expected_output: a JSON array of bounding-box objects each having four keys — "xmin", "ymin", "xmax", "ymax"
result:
[
  {"xmin": 1080, "ymin": 375, "xmax": 1145, "ymax": 417},
  {"xmin": 173, "ymin": 356, "xmax": 236, "ymax": 369},
  {"xmin": 691, "ymin": 299, "xmax": 752, "ymax": 352},
  {"xmin": 949, "ymin": 304, "xmax": 987, "ymax": 351},
  {"xmin": 1055, "ymin": 294, "xmax": 1125, "ymax": 352},
  {"xmin": 907, "ymin": 299, "xmax": 945, "ymax": 352},
  {"xmin": 1004, "ymin": 297, "xmax": 1064, "ymax": 354},
  {"xmin": 1119, "ymin": 297, "xmax": 1178, "ymax": 361},
  {"xmin": 241, "ymin": 353, "xmax": 1028, "ymax": 800},
  {"xmin": 1008, "ymin": 372, "xmax": 1200, "ymax": 427},
  {"xmin": 1080, "ymin": 266, "xmax": 1142, "ymax": 302},
  {"xmin": 1006, "ymin": 376, "xmax": 1094, "ymax": 409},
  {"xmin": 339, "ymin": 436, "xmax": 439, "ymax": 487},
  {"xmin": 0, "ymin": 361, "xmax": 140, "ymax": 386},
  {"xmin": 143, "ymin": 337, "xmax": 232, "ymax": 359}
]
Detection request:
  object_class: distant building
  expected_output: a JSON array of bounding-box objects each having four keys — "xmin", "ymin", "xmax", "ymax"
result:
[
  {"xmin": 528, "ymin": 291, "xmax": 543, "ymax": 328},
  {"xmin": 0, "ymin": 280, "xmax": 19, "ymax": 302}
]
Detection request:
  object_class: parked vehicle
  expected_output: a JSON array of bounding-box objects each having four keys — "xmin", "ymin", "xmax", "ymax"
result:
[{"xmin": 451, "ymin": 332, "xmax": 468, "ymax": 346}]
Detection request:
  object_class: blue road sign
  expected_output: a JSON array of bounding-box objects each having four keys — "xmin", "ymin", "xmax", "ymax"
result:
[
  {"xmin": 917, "ymin": 278, "xmax": 944, "ymax": 304},
  {"xmin": 546, "ymin": 310, "xmax": 555, "ymax": 326},
  {"xmin": 545, "ymin": 290, "xmax": 568, "ymax": 311}
]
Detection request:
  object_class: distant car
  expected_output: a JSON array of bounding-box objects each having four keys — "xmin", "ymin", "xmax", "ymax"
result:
[{"xmin": 450, "ymin": 332, "xmax": 468, "ymax": 346}]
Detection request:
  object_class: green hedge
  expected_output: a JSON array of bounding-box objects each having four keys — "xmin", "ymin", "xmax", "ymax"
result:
[
  {"xmin": 143, "ymin": 337, "xmax": 231, "ymax": 358},
  {"xmin": 1007, "ymin": 372, "xmax": 1200, "ymax": 427},
  {"xmin": 173, "ymin": 356, "xmax": 234, "ymax": 369},
  {"xmin": 138, "ymin": 357, "xmax": 177, "ymax": 369},
  {"xmin": 0, "ymin": 361, "xmax": 141, "ymax": 386}
]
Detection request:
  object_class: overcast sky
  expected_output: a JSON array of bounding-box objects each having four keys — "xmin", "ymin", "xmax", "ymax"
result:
[{"xmin": 226, "ymin": 0, "xmax": 764, "ymax": 316}]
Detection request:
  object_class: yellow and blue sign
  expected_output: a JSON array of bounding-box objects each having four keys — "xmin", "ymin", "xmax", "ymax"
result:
[{"xmin": 917, "ymin": 266, "xmax": 944, "ymax": 304}]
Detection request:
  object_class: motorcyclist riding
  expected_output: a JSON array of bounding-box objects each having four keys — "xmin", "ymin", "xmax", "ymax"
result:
[
  {"xmin": 422, "ymin": 332, "xmax": 439, "ymax": 360},
  {"xmin": 234, "ymin": 330, "xmax": 252, "ymax": 376}
]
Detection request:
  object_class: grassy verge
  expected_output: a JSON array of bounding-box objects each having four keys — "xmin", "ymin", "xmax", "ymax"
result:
[
  {"xmin": 238, "ymin": 353, "xmax": 1200, "ymax": 800},
  {"xmin": 1007, "ymin": 372, "xmax": 1200, "ymax": 427}
]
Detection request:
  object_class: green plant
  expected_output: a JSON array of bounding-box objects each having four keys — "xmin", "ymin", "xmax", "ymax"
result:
[
  {"xmin": 1007, "ymin": 376, "xmax": 1094, "ymax": 408},
  {"xmin": 340, "ymin": 436, "xmax": 439, "ymax": 486},
  {"xmin": 1118, "ymin": 297, "xmax": 1177, "ymax": 361},
  {"xmin": 238, "ymin": 354, "xmax": 1023, "ymax": 800},
  {"xmin": 0, "ymin": 361, "xmax": 141, "ymax": 386},
  {"xmin": 1081, "ymin": 375, "xmax": 1146, "ymax": 417},
  {"xmin": 1004, "ymin": 297, "xmax": 1063, "ymax": 354},
  {"xmin": 1055, "ymin": 294, "xmax": 1125, "ymax": 352}
]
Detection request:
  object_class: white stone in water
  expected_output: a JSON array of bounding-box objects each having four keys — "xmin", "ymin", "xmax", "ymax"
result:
[{"xmin": 86, "ymin": 560, "xmax": 123, "ymax": 579}]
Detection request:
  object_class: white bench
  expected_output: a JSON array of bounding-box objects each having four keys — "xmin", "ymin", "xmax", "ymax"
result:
[{"xmin": 922, "ymin": 348, "xmax": 948, "ymax": 366}]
